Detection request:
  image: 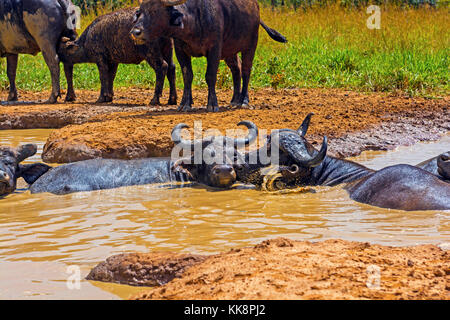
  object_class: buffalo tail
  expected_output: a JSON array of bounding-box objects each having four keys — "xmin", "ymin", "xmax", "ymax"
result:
[{"xmin": 260, "ymin": 21, "xmax": 287, "ymax": 43}]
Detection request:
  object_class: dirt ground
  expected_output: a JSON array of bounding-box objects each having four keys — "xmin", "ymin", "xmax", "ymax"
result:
[
  {"xmin": 1, "ymin": 88, "xmax": 448, "ymax": 163},
  {"xmin": 86, "ymin": 238, "xmax": 450, "ymax": 300}
]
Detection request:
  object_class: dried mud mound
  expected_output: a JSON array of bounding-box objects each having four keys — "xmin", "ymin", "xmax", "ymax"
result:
[
  {"xmin": 88, "ymin": 238, "xmax": 450, "ymax": 300},
  {"xmin": 86, "ymin": 252, "xmax": 207, "ymax": 287},
  {"xmin": 25, "ymin": 88, "xmax": 448, "ymax": 163}
]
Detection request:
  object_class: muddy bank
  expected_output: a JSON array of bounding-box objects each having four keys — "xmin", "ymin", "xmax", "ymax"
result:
[
  {"xmin": 0, "ymin": 89, "xmax": 153, "ymax": 130},
  {"xmin": 1, "ymin": 88, "xmax": 448, "ymax": 162},
  {"xmin": 86, "ymin": 238, "xmax": 449, "ymax": 300},
  {"xmin": 86, "ymin": 252, "xmax": 207, "ymax": 287}
]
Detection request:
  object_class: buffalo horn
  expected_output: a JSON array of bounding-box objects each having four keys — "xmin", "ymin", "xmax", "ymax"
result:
[
  {"xmin": 230, "ymin": 121, "xmax": 258, "ymax": 147},
  {"xmin": 297, "ymin": 112, "xmax": 314, "ymax": 137},
  {"xmin": 171, "ymin": 123, "xmax": 213, "ymax": 150}
]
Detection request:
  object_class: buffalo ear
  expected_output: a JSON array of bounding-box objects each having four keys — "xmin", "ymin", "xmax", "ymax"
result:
[
  {"xmin": 17, "ymin": 144, "xmax": 37, "ymax": 163},
  {"xmin": 18, "ymin": 163, "xmax": 52, "ymax": 185},
  {"xmin": 169, "ymin": 8, "xmax": 184, "ymax": 28},
  {"xmin": 171, "ymin": 157, "xmax": 197, "ymax": 180}
]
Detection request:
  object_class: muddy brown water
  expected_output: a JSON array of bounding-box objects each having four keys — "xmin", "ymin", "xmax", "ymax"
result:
[{"xmin": 0, "ymin": 129, "xmax": 448, "ymax": 299}]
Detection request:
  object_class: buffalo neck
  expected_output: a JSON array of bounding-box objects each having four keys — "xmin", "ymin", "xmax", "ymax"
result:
[
  {"xmin": 309, "ymin": 156, "xmax": 375, "ymax": 187},
  {"xmin": 168, "ymin": 4, "xmax": 215, "ymax": 50}
]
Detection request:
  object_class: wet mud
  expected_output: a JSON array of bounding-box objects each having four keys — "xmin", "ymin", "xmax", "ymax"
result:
[
  {"xmin": 1, "ymin": 88, "xmax": 448, "ymax": 163},
  {"xmin": 88, "ymin": 238, "xmax": 449, "ymax": 300}
]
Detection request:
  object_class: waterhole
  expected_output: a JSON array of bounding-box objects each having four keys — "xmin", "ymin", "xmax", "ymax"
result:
[{"xmin": 0, "ymin": 129, "xmax": 448, "ymax": 299}]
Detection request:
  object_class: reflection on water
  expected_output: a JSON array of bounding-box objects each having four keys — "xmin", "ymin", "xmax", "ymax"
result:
[{"xmin": 0, "ymin": 130, "xmax": 448, "ymax": 299}]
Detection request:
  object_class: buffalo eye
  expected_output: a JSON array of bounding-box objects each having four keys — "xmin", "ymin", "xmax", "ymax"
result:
[{"xmin": 2, "ymin": 159, "xmax": 15, "ymax": 167}]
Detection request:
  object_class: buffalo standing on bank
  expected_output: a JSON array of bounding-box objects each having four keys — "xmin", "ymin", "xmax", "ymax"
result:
[
  {"xmin": 131, "ymin": 0, "xmax": 287, "ymax": 112},
  {"xmin": 0, "ymin": 0, "xmax": 77, "ymax": 103},
  {"xmin": 58, "ymin": 8, "xmax": 177, "ymax": 104}
]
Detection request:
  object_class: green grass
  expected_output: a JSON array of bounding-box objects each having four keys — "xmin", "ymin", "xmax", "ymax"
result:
[{"xmin": 0, "ymin": 4, "xmax": 448, "ymax": 97}]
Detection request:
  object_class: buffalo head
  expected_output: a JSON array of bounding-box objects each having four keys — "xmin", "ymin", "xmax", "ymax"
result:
[
  {"xmin": 437, "ymin": 151, "xmax": 450, "ymax": 180},
  {"xmin": 0, "ymin": 144, "xmax": 51, "ymax": 196},
  {"xmin": 234, "ymin": 113, "xmax": 327, "ymax": 188},
  {"xmin": 171, "ymin": 121, "xmax": 258, "ymax": 188},
  {"xmin": 130, "ymin": 0, "xmax": 186, "ymax": 44},
  {"xmin": 58, "ymin": 37, "xmax": 85, "ymax": 65}
]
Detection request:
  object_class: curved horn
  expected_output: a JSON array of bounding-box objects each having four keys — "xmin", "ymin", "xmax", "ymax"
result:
[
  {"xmin": 301, "ymin": 136, "xmax": 327, "ymax": 168},
  {"xmin": 297, "ymin": 112, "xmax": 314, "ymax": 137},
  {"xmin": 277, "ymin": 131, "xmax": 327, "ymax": 168},
  {"xmin": 230, "ymin": 121, "xmax": 259, "ymax": 147},
  {"xmin": 161, "ymin": 0, "xmax": 187, "ymax": 6},
  {"xmin": 16, "ymin": 144, "xmax": 37, "ymax": 163},
  {"xmin": 171, "ymin": 123, "xmax": 213, "ymax": 150}
]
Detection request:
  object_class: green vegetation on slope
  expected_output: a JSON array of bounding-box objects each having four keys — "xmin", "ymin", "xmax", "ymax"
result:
[{"xmin": 0, "ymin": 4, "xmax": 448, "ymax": 97}]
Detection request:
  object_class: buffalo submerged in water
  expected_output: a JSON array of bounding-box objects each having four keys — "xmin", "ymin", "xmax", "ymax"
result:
[
  {"xmin": 236, "ymin": 114, "xmax": 450, "ymax": 211},
  {"xmin": 0, "ymin": 122, "xmax": 258, "ymax": 196}
]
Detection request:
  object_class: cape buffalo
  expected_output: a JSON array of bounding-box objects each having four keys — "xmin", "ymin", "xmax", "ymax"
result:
[
  {"xmin": 0, "ymin": 0, "xmax": 78, "ymax": 103},
  {"xmin": 58, "ymin": 7, "xmax": 177, "ymax": 105},
  {"xmin": 131, "ymin": 0, "xmax": 287, "ymax": 112},
  {"xmin": 416, "ymin": 151, "xmax": 450, "ymax": 182},
  {"xmin": 236, "ymin": 114, "xmax": 450, "ymax": 211},
  {"xmin": 0, "ymin": 122, "xmax": 257, "ymax": 196}
]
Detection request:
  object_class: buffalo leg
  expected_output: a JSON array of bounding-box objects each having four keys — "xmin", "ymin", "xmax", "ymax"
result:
[
  {"xmin": 64, "ymin": 63, "xmax": 76, "ymax": 102},
  {"xmin": 96, "ymin": 61, "xmax": 113, "ymax": 103},
  {"xmin": 147, "ymin": 57, "xmax": 168, "ymax": 106},
  {"xmin": 225, "ymin": 54, "xmax": 242, "ymax": 107},
  {"xmin": 6, "ymin": 54, "xmax": 18, "ymax": 102},
  {"xmin": 22, "ymin": 15, "xmax": 61, "ymax": 103},
  {"xmin": 175, "ymin": 45, "xmax": 193, "ymax": 112},
  {"xmin": 205, "ymin": 45, "xmax": 221, "ymax": 112},
  {"xmin": 239, "ymin": 45, "xmax": 257, "ymax": 107},
  {"xmin": 40, "ymin": 45, "xmax": 61, "ymax": 103},
  {"xmin": 162, "ymin": 43, "xmax": 177, "ymax": 105},
  {"xmin": 107, "ymin": 63, "xmax": 118, "ymax": 102}
]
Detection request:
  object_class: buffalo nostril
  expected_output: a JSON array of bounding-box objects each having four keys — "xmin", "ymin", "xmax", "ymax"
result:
[{"xmin": 0, "ymin": 171, "xmax": 9, "ymax": 183}]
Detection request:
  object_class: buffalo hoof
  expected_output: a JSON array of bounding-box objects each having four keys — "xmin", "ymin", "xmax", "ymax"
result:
[
  {"xmin": 167, "ymin": 97, "xmax": 177, "ymax": 105},
  {"xmin": 207, "ymin": 105, "xmax": 219, "ymax": 112},
  {"xmin": 239, "ymin": 96, "xmax": 250, "ymax": 107},
  {"xmin": 46, "ymin": 94, "xmax": 59, "ymax": 104},
  {"xmin": 7, "ymin": 92, "xmax": 18, "ymax": 102},
  {"xmin": 149, "ymin": 97, "xmax": 161, "ymax": 106},
  {"xmin": 177, "ymin": 104, "xmax": 192, "ymax": 112},
  {"xmin": 96, "ymin": 96, "xmax": 113, "ymax": 104},
  {"xmin": 65, "ymin": 94, "xmax": 76, "ymax": 102}
]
